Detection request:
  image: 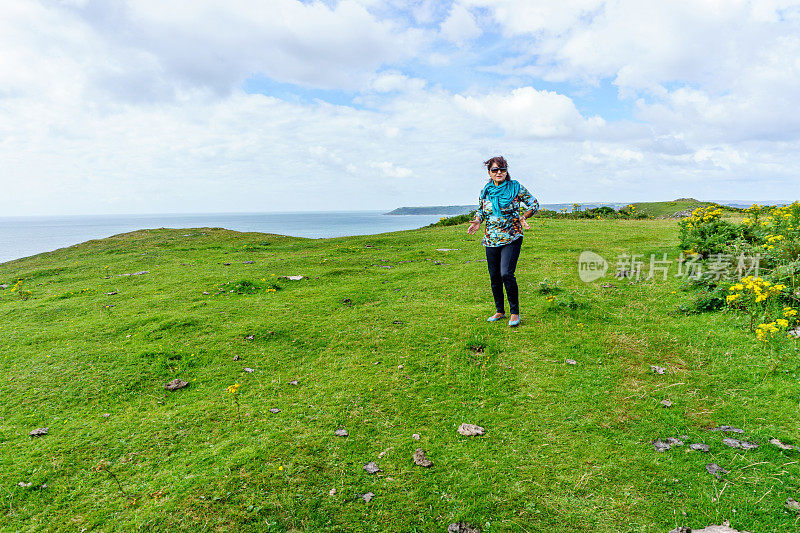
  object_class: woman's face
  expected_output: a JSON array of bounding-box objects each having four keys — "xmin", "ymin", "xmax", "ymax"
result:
[{"xmin": 488, "ymin": 163, "xmax": 507, "ymax": 185}]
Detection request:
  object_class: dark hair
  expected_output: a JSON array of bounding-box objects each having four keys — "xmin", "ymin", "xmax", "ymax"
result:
[{"xmin": 484, "ymin": 156, "xmax": 511, "ymax": 180}]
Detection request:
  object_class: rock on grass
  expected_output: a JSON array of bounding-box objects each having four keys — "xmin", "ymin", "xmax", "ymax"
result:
[
  {"xmin": 457, "ymin": 423, "xmax": 485, "ymax": 436},
  {"xmin": 29, "ymin": 427, "xmax": 48, "ymax": 437},
  {"xmin": 164, "ymin": 379, "xmax": 189, "ymax": 391},
  {"xmin": 705, "ymin": 463, "xmax": 729, "ymax": 479},
  {"xmin": 363, "ymin": 462, "xmax": 381, "ymax": 474},
  {"xmin": 448, "ymin": 523, "xmax": 481, "ymax": 533},
  {"xmin": 413, "ymin": 448, "xmax": 433, "ymax": 467}
]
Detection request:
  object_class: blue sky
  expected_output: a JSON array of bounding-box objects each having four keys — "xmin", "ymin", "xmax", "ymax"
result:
[{"xmin": 1, "ymin": 0, "xmax": 799, "ymax": 215}]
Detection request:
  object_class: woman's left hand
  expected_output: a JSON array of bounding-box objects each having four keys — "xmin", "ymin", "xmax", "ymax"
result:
[{"xmin": 521, "ymin": 217, "xmax": 530, "ymax": 230}]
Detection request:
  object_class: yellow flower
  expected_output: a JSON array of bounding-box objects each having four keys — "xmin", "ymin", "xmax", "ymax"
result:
[
  {"xmin": 545, "ymin": 295, "xmax": 556, "ymax": 302},
  {"xmin": 278, "ymin": 466, "xmax": 284, "ymax": 471},
  {"xmin": 227, "ymin": 383, "xmax": 241, "ymax": 394},
  {"xmin": 776, "ymin": 319, "xmax": 789, "ymax": 328},
  {"xmin": 783, "ymin": 307, "xmax": 797, "ymax": 317},
  {"xmin": 726, "ymin": 294, "xmax": 740, "ymax": 303}
]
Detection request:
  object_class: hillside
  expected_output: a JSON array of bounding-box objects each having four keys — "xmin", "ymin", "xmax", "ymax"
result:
[
  {"xmin": 1, "ymin": 219, "xmax": 797, "ymax": 532},
  {"xmin": 385, "ymin": 205, "xmax": 474, "ymax": 215}
]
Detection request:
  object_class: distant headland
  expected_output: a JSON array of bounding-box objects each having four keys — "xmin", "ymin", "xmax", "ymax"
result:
[{"xmin": 385, "ymin": 205, "xmax": 475, "ymax": 215}]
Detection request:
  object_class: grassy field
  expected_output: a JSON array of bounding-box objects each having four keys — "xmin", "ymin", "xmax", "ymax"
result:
[
  {"xmin": 628, "ymin": 199, "xmax": 740, "ymax": 218},
  {"xmin": 1, "ymin": 215, "xmax": 798, "ymax": 532}
]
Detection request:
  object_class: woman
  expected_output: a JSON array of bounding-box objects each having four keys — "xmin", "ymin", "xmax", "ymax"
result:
[{"xmin": 467, "ymin": 156, "xmax": 539, "ymax": 327}]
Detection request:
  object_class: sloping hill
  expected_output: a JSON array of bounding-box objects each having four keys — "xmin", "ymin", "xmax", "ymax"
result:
[{"xmin": 0, "ymin": 221, "xmax": 795, "ymax": 531}]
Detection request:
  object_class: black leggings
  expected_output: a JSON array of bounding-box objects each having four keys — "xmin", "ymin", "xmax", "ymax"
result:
[{"xmin": 485, "ymin": 237, "xmax": 523, "ymax": 315}]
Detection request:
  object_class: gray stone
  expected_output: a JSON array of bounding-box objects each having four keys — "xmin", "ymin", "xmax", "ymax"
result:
[
  {"xmin": 29, "ymin": 427, "xmax": 48, "ymax": 437},
  {"xmin": 334, "ymin": 429, "xmax": 348, "ymax": 437},
  {"xmin": 653, "ymin": 439, "xmax": 671, "ymax": 452},
  {"xmin": 282, "ymin": 275, "xmax": 304, "ymax": 281},
  {"xmin": 363, "ymin": 462, "xmax": 381, "ymax": 474},
  {"xmin": 412, "ymin": 433, "xmax": 420, "ymax": 440},
  {"xmin": 788, "ymin": 326, "xmax": 800, "ymax": 339},
  {"xmin": 18, "ymin": 482, "xmax": 32, "ymax": 487},
  {"xmin": 288, "ymin": 380, "xmax": 299, "ymax": 386},
  {"xmin": 710, "ymin": 425, "xmax": 743, "ymax": 433},
  {"xmin": 690, "ymin": 525, "xmax": 751, "ymax": 533},
  {"xmin": 650, "ymin": 365, "xmax": 666, "ymax": 374},
  {"xmin": 665, "ymin": 437, "xmax": 684, "ymax": 447},
  {"xmin": 0, "ymin": 284, "xmax": 8, "ymax": 289},
  {"xmin": 660, "ymin": 399, "xmax": 673, "ymax": 407},
  {"xmin": 233, "ymin": 355, "xmax": 240, "ymax": 361},
  {"xmin": 245, "ymin": 335, "xmax": 255, "ymax": 340},
  {"xmin": 164, "ymin": 379, "xmax": 188, "ymax": 391},
  {"xmin": 105, "ymin": 291, "xmax": 118, "ymax": 296},
  {"xmin": 435, "ymin": 248, "xmax": 460, "ymax": 251},
  {"xmin": 269, "ymin": 408, "xmax": 280, "ymax": 413},
  {"xmin": 705, "ymin": 463, "xmax": 729, "ymax": 479},
  {"xmin": 101, "ymin": 413, "xmax": 110, "ymax": 418},
  {"xmin": 448, "ymin": 523, "xmax": 481, "ymax": 533},
  {"xmin": 787, "ymin": 497, "xmax": 800, "ymax": 512},
  {"xmin": 413, "ymin": 448, "xmax": 433, "ymax": 467},
  {"xmin": 668, "ymin": 527, "xmax": 691, "ymax": 533},
  {"xmin": 566, "ymin": 359, "xmax": 577, "ymax": 365},
  {"xmin": 770, "ymin": 438, "xmax": 797, "ymax": 450},
  {"xmin": 690, "ymin": 443, "xmax": 710, "ymax": 452},
  {"xmin": 722, "ymin": 438, "xmax": 741, "ymax": 448},
  {"xmin": 243, "ymin": 261, "xmax": 255, "ymax": 264},
  {"xmin": 740, "ymin": 441, "xmax": 759, "ymax": 450},
  {"xmin": 457, "ymin": 423, "xmax": 485, "ymax": 436},
  {"xmin": 243, "ymin": 367, "xmax": 254, "ymax": 373},
  {"xmin": 360, "ymin": 492, "xmax": 374, "ymax": 503}
]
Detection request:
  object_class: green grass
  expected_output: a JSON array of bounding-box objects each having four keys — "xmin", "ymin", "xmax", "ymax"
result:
[
  {"xmin": 629, "ymin": 199, "xmax": 743, "ymax": 219},
  {"xmin": 1, "ymin": 219, "xmax": 798, "ymax": 532}
]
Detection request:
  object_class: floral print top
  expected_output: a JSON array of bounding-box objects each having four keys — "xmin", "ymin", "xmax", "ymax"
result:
[{"xmin": 475, "ymin": 184, "xmax": 539, "ymax": 247}]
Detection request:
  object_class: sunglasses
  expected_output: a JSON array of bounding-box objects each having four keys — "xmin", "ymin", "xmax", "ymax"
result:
[{"xmin": 489, "ymin": 167, "xmax": 507, "ymax": 173}]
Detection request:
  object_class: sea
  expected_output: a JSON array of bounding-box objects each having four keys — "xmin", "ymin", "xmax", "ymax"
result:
[{"xmin": 0, "ymin": 201, "xmax": 768, "ymax": 264}]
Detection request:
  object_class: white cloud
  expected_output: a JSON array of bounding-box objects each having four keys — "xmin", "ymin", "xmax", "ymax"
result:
[
  {"xmin": 439, "ymin": 3, "xmax": 481, "ymax": 44},
  {"xmin": 454, "ymin": 87, "xmax": 604, "ymax": 138}
]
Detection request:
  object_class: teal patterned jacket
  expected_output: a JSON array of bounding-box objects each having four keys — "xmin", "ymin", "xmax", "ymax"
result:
[{"xmin": 475, "ymin": 184, "xmax": 539, "ymax": 247}]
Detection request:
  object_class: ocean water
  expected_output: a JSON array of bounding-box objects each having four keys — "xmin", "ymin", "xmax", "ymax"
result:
[{"xmin": 0, "ymin": 211, "xmax": 446, "ymax": 264}]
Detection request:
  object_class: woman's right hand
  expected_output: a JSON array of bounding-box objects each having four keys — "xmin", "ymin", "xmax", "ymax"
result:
[{"xmin": 467, "ymin": 220, "xmax": 481, "ymax": 234}]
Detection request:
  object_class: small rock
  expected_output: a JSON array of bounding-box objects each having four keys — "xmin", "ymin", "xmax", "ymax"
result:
[
  {"xmin": 118, "ymin": 271, "xmax": 149, "ymax": 276},
  {"xmin": 413, "ymin": 448, "xmax": 433, "ymax": 467},
  {"xmin": 770, "ymin": 438, "xmax": 797, "ymax": 450},
  {"xmin": 245, "ymin": 335, "xmax": 255, "ymax": 340},
  {"xmin": 269, "ymin": 408, "xmax": 281, "ymax": 413},
  {"xmin": 243, "ymin": 367, "xmax": 254, "ymax": 373},
  {"xmin": 373, "ymin": 361, "xmax": 381, "ymax": 365},
  {"xmin": 740, "ymin": 441, "xmax": 760, "ymax": 450},
  {"xmin": 233, "ymin": 355, "xmax": 240, "ymax": 361},
  {"xmin": 393, "ymin": 320, "xmax": 403, "ymax": 324},
  {"xmin": 448, "ymin": 523, "xmax": 481, "ymax": 533},
  {"xmin": 788, "ymin": 326, "xmax": 800, "ymax": 338},
  {"xmin": 223, "ymin": 263, "xmax": 231, "ymax": 266},
  {"xmin": 722, "ymin": 438, "xmax": 741, "ymax": 448},
  {"xmin": 690, "ymin": 525, "xmax": 751, "ymax": 533},
  {"xmin": 342, "ymin": 298, "xmax": 352, "ymax": 304},
  {"xmin": 705, "ymin": 463, "xmax": 729, "ymax": 479},
  {"xmin": 105, "ymin": 291, "xmax": 118, "ymax": 296},
  {"xmin": 653, "ymin": 439, "xmax": 671, "ymax": 452},
  {"xmin": 243, "ymin": 261, "xmax": 255, "ymax": 264},
  {"xmin": 202, "ymin": 291, "xmax": 210, "ymax": 295},
  {"xmin": 329, "ymin": 488, "xmax": 336, "ymax": 496},
  {"xmin": 288, "ymin": 380, "xmax": 298, "ymax": 386},
  {"xmin": 660, "ymin": 399, "xmax": 673, "ymax": 407},
  {"xmin": 397, "ymin": 364, "xmax": 404, "ymax": 370},
  {"xmin": 334, "ymin": 429, "xmax": 348, "ymax": 437},
  {"xmin": 601, "ymin": 282, "xmax": 615, "ymax": 288},
  {"xmin": 101, "ymin": 413, "xmax": 110, "ymax": 418},
  {"xmin": 690, "ymin": 443, "xmax": 710, "ymax": 452},
  {"xmin": 18, "ymin": 482, "xmax": 32, "ymax": 487},
  {"xmin": 412, "ymin": 433, "xmax": 420, "ymax": 440},
  {"xmin": 565, "ymin": 359, "xmax": 577, "ymax": 365},
  {"xmin": 360, "ymin": 492, "xmax": 374, "ymax": 503},
  {"xmin": 435, "ymin": 248, "xmax": 460, "ymax": 252},
  {"xmin": 282, "ymin": 275, "xmax": 304, "ymax": 281},
  {"xmin": 710, "ymin": 425, "xmax": 744, "ymax": 433},
  {"xmin": 669, "ymin": 527, "xmax": 691, "ymax": 533},
  {"xmin": 787, "ymin": 497, "xmax": 800, "ymax": 511},
  {"xmin": 363, "ymin": 462, "xmax": 381, "ymax": 474},
  {"xmin": 457, "ymin": 423, "xmax": 485, "ymax": 436},
  {"xmin": 650, "ymin": 365, "xmax": 666, "ymax": 374},
  {"xmin": 0, "ymin": 284, "xmax": 8, "ymax": 289},
  {"xmin": 125, "ymin": 334, "xmax": 131, "ymax": 338},
  {"xmin": 666, "ymin": 437, "xmax": 684, "ymax": 447},
  {"xmin": 41, "ymin": 484, "xmax": 47, "ymax": 489},
  {"xmin": 164, "ymin": 379, "xmax": 189, "ymax": 391}
]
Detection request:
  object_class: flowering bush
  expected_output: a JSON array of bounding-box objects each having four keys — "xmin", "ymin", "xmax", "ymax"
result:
[{"xmin": 678, "ymin": 205, "xmax": 738, "ymax": 257}]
